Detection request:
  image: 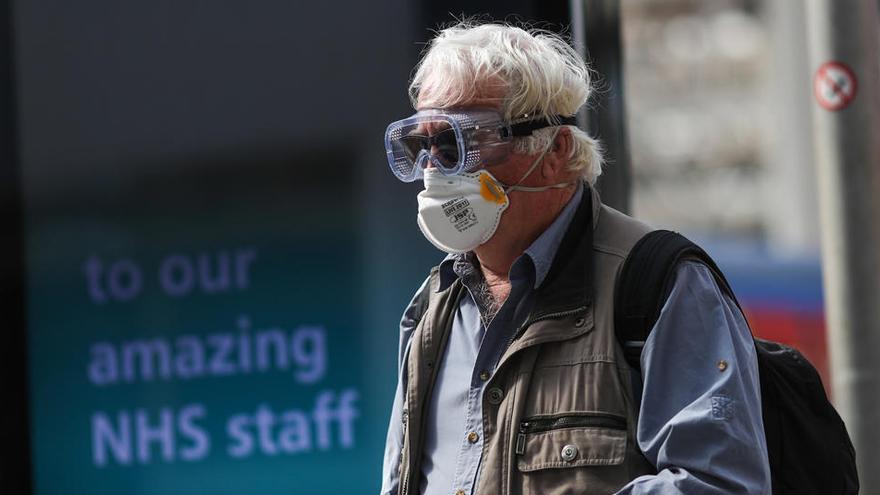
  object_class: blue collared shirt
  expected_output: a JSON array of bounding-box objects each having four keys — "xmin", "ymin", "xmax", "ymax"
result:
[{"xmin": 380, "ymin": 184, "xmax": 771, "ymax": 495}]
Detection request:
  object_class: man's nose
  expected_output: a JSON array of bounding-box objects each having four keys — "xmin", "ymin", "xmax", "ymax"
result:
[{"xmin": 422, "ymin": 145, "xmax": 440, "ymax": 168}]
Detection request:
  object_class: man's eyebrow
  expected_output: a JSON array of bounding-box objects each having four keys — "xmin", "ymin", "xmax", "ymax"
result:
[
  {"xmin": 410, "ymin": 121, "xmax": 453, "ymax": 136},
  {"xmin": 408, "ymin": 123, "xmax": 429, "ymax": 135}
]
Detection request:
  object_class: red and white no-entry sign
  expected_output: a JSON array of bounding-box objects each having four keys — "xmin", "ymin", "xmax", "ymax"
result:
[{"xmin": 814, "ymin": 61, "xmax": 858, "ymax": 111}]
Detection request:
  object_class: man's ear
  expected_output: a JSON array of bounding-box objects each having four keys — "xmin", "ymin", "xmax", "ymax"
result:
[{"xmin": 541, "ymin": 126, "xmax": 573, "ymax": 179}]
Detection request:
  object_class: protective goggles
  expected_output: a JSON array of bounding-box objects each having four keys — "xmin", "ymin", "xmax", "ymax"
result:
[{"xmin": 384, "ymin": 108, "xmax": 577, "ymax": 182}]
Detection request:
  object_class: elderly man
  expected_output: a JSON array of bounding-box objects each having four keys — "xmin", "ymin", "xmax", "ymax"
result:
[{"xmin": 380, "ymin": 22, "xmax": 770, "ymax": 495}]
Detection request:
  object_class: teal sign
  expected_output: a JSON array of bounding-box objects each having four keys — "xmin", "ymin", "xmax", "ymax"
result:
[{"xmin": 26, "ymin": 172, "xmax": 392, "ymax": 494}]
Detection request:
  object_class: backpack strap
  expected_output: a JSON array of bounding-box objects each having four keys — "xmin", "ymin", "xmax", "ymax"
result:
[{"xmin": 614, "ymin": 230, "xmax": 743, "ymax": 372}]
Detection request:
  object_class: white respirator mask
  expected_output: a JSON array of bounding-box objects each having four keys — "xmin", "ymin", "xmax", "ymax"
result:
[{"xmin": 416, "ymin": 129, "xmax": 569, "ymax": 254}]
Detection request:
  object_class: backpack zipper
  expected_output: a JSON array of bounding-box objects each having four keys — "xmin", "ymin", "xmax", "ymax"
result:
[{"xmin": 515, "ymin": 413, "xmax": 627, "ymax": 455}]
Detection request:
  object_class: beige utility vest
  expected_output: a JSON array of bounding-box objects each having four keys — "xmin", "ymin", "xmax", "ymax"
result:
[{"xmin": 398, "ymin": 187, "xmax": 657, "ymax": 495}]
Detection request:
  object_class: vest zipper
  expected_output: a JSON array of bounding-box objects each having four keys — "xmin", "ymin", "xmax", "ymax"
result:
[
  {"xmin": 400, "ymin": 419, "xmax": 409, "ymax": 495},
  {"xmin": 515, "ymin": 412, "xmax": 627, "ymax": 455}
]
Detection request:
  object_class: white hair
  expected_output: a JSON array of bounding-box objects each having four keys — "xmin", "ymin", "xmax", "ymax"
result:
[{"xmin": 409, "ymin": 21, "xmax": 604, "ymax": 184}]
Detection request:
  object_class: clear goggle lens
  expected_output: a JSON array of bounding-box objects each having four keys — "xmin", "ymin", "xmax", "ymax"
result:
[
  {"xmin": 398, "ymin": 127, "xmax": 460, "ymax": 169},
  {"xmin": 385, "ymin": 109, "xmax": 510, "ymax": 182},
  {"xmin": 384, "ymin": 109, "xmax": 577, "ymax": 182}
]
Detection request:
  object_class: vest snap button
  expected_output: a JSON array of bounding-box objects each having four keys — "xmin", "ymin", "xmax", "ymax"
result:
[
  {"xmin": 486, "ymin": 387, "xmax": 504, "ymax": 405},
  {"xmin": 561, "ymin": 444, "xmax": 578, "ymax": 462},
  {"xmin": 574, "ymin": 316, "xmax": 586, "ymax": 327}
]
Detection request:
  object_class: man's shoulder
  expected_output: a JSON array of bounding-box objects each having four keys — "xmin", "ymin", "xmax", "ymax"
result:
[
  {"xmin": 592, "ymin": 203, "xmax": 655, "ymax": 260},
  {"xmin": 399, "ymin": 272, "xmax": 435, "ymax": 335}
]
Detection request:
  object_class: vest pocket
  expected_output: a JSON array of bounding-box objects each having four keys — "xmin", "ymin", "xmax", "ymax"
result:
[{"xmin": 515, "ymin": 413, "xmax": 627, "ymax": 471}]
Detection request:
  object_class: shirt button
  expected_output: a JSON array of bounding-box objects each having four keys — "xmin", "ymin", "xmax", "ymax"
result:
[
  {"xmin": 455, "ymin": 490, "xmax": 466, "ymax": 495},
  {"xmin": 561, "ymin": 444, "xmax": 578, "ymax": 462},
  {"xmin": 479, "ymin": 369, "xmax": 491, "ymax": 381},
  {"xmin": 467, "ymin": 431, "xmax": 479, "ymax": 443},
  {"xmin": 486, "ymin": 387, "xmax": 504, "ymax": 405}
]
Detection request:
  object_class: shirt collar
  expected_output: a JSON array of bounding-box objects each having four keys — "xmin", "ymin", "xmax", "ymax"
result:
[
  {"xmin": 438, "ymin": 253, "xmax": 467, "ymax": 291},
  {"xmin": 437, "ymin": 181, "xmax": 586, "ymax": 291},
  {"xmin": 523, "ymin": 181, "xmax": 584, "ymax": 288}
]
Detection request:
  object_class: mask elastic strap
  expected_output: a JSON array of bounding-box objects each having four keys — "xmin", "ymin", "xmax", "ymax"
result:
[
  {"xmin": 503, "ymin": 128, "xmax": 571, "ymax": 193},
  {"xmin": 507, "ymin": 182, "xmax": 572, "ymax": 192}
]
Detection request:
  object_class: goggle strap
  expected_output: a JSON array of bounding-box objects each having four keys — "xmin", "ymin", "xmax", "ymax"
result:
[
  {"xmin": 505, "ymin": 127, "xmax": 562, "ymax": 192},
  {"xmin": 509, "ymin": 115, "xmax": 578, "ymax": 137}
]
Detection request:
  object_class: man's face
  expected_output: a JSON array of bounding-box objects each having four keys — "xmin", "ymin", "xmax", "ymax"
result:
[{"xmin": 416, "ymin": 81, "xmax": 576, "ymax": 254}]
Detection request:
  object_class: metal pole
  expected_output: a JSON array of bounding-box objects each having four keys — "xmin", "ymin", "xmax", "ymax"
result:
[
  {"xmin": 805, "ymin": 0, "xmax": 880, "ymax": 490},
  {"xmin": 569, "ymin": 0, "xmax": 590, "ymax": 184},
  {"xmin": 572, "ymin": 0, "xmax": 632, "ymax": 214},
  {"xmin": 0, "ymin": 0, "xmax": 32, "ymax": 491}
]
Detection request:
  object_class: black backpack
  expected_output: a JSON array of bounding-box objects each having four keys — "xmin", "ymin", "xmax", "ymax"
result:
[{"xmin": 614, "ymin": 230, "xmax": 859, "ymax": 495}]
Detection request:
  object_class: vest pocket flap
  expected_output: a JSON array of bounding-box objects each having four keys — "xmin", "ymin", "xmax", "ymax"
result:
[{"xmin": 516, "ymin": 427, "xmax": 626, "ymax": 472}]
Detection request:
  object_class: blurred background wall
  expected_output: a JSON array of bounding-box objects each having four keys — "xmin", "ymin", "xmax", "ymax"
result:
[
  {"xmin": 1, "ymin": 0, "xmax": 835, "ymax": 493},
  {"xmin": 622, "ymin": 0, "xmax": 828, "ymax": 382}
]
